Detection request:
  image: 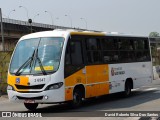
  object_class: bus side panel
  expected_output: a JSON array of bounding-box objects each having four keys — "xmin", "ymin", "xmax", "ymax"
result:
[
  {"xmin": 85, "ymin": 64, "xmax": 109, "ymax": 98},
  {"xmin": 131, "ymin": 62, "xmax": 152, "ymax": 88},
  {"xmin": 64, "ymin": 64, "xmax": 110, "ymax": 100},
  {"xmin": 64, "ymin": 68, "xmax": 86, "ymax": 101},
  {"xmin": 109, "ymin": 62, "xmax": 152, "ymax": 94}
]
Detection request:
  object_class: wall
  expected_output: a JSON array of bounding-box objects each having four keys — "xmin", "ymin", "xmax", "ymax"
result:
[{"xmin": 0, "ymin": 51, "xmax": 12, "ymax": 95}]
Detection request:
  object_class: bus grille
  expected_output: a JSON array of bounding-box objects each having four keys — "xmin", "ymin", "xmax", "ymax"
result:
[
  {"xmin": 17, "ymin": 96, "xmax": 43, "ymax": 100},
  {"xmin": 15, "ymin": 84, "xmax": 45, "ymax": 89},
  {"xmin": 17, "ymin": 91, "xmax": 42, "ymax": 93}
]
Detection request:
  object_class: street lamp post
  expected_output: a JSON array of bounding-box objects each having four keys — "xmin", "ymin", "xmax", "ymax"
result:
[
  {"xmin": 65, "ymin": 14, "xmax": 72, "ymax": 28},
  {"xmin": 19, "ymin": 6, "xmax": 29, "ymax": 20},
  {"xmin": 33, "ymin": 13, "xmax": 39, "ymax": 22},
  {"xmin": 45, "ymin": 11, "xmax": 54, "ymax": 27},
  {"xmin": 55, "ymin": 17, "xmax": 59, "ymax": 29},
  {"xmin": 8, "ymin": 9, "xmax": 16, "ymax": 19},
  {"xmin": 19, "ymin": 6, "xmax": 32, "ymax": 33},
  {"xmin": 80, "ymin": 17, "xmax": 87, "ymax": 30}
]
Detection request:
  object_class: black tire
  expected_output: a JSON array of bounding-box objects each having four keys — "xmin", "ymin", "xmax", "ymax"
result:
[
  {"xmin": 24, "ymin": 103, "xmax": 38, "ymax": 111},
  {"xmin": 123, "ymin": 81, "xmax": 132, "ymax": 97},
  {"xmin": 71, "ymin": 89, "xmax": 83, "ymax": 108}
]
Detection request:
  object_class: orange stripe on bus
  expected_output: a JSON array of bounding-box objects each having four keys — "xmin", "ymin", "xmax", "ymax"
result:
[
  {"xmin": 65, "ymin": 64, "xmax": 110, "ymax": 101},
  {"xmin": 8, "ymin": 73, "xmax": 29, "ymax": 91}
]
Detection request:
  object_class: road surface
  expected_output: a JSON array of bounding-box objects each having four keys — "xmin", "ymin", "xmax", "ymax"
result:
[{"xmin": 0, "ymin": 80, "xmax": 160, "ymax": 120}]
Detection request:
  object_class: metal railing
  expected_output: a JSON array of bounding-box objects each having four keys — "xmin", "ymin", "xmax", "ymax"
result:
[{"xmin": 2, "ymin": 18, "xmax": 70, "ymax": 29}]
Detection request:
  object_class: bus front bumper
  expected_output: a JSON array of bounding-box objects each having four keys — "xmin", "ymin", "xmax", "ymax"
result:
[{"xmin": 7, "ymin": 89, "xmax": 65, "ymax": 103}]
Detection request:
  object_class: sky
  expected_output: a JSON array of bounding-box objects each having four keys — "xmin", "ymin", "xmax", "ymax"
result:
[{"xmin": 0, "ymin": 0, "xmax": 160, "ymax": 36}]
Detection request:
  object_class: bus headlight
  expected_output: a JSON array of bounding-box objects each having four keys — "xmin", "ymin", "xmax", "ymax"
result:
[
  {"xmin": 7, "ymin": 85, "xmax": 15, "ymax": 91},
  {"xmin": 45, "ymin": 82, "xmax": 63, "ymax": 90}
]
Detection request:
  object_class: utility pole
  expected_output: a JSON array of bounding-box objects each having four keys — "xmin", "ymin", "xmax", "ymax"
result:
[{"xmin": 0, "ymin": 8, "xmax": 4, "ymax": 51}]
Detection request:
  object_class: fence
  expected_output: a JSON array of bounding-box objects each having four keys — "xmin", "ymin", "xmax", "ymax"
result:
[{"xmin": 0, "ymin": 51, "xmax": 12, "ymax": 95}]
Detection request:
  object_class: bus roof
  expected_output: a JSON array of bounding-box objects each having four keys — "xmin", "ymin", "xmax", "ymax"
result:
[
  {"xmin": 19, "ymin": 29, "xmax": 148, "ymax": 41},
  {"xmin": 59, "ymin": 29, "xmax": 148, "ymax": 38},
  {"xmin": 56, "ymin": 29, "xmax": 148, "ymax": 38}
]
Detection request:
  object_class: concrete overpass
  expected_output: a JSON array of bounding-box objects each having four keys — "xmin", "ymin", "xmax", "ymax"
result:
[
  {"xmin": 1, "ymin": 17, "xmax": 159, "ymax": 51},
  {"xmin": 0, "ymin": 18, "xmax": 76, "ymax": 51}
]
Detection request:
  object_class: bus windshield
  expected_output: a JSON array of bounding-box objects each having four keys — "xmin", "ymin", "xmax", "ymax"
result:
[{"xmin": 10, "ymin": 37, "xmax": 64, "ymax": 75}]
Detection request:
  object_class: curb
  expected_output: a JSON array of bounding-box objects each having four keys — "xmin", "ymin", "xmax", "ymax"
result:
[{"xmin": 152, "ymin": 79, "xmax": 160, "ymax": 85}]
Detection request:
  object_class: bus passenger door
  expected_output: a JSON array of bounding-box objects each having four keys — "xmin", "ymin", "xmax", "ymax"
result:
[{"xmin": 64, "ymin": 38, "xmax": 86, "ymax": 101}]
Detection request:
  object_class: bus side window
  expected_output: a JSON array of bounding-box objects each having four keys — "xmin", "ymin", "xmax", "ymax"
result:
[
  {"xmin": 64, "ymin": 38, "xmax": 84, "ymax": 78},
  {"xmin": 129, "ymin": 40, "xmax": 134, "ymax": 50},
  {"xmin": 136, "ymin": 39, "xmax": 145, "ymax": 50},
  {"xmin": 86, "ymin": 38, "xmax": 102, "ymax": 64},
  {"xmin": 135, "ymin": 38, "xmax": 151, "ymax": 62},
  {"xmin": 70, "ymin": 41, "xmax": 83, "ymax": 65},
  {"xmin": 65, "ymin": 46, "xmax": 71, "ymax": 65},
  {"xmin": 144, "ymin": 40, "xmax": 149, "ymax": 50},
  {"xmin": 65, "ymin": 40, "xmax": 83, "ymax": 65},
  {"xmin": 64, "ymin": 41, "xmax": 72, "ymax": 77},
  {"xmin": 86, "ymin": 38, "xmax": 99, "ymax": 50}
]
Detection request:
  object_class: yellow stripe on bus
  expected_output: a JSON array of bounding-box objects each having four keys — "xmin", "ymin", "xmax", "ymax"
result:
[
  {"xmin": 70, "ymin": 32, "xmax": 105, "ymax": 36},
  {"xmin": 65, "ymin": 64, "xmax": 109, "ymax": 101},
  {"xmin": 8, "ymin": 73, "xmax": 29, "ymax": 91}
]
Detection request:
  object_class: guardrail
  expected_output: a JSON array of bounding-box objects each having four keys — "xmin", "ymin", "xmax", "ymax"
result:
[{"xmin": 2, "ymin": 18, "xmax": 71, "ymax": 29}]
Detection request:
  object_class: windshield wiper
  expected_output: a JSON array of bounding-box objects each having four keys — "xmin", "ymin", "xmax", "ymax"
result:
[
  {"xmin": 35, "ymin": 49, "xmax": 47, "ymax": 75},
  {"xmin": 15, "ymin": 50, "xmax": 35, "ymax": 76}
]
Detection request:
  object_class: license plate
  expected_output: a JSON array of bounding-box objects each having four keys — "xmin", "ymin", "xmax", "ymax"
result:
[{"xmin": 24, "ymin": 99, "xmax": 35, "ymax": 103}]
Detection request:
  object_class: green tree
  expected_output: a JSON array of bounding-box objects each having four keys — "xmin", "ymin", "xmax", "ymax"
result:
[
  {"xmin": 149, "ymin": 32, "xmax": 160, "ymax": 65},
  {"xmin": 149, "ymin": 32, "xmax": 160, "ymax": 37}
]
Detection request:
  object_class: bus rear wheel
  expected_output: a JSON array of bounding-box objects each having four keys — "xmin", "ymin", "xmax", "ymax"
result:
[
  {"xmin": 24, "ymin": 103, "xmax": 38, "ymax": 111},
  {"xmin": 123, "ymin": 81, "xmax": 132, "ymax": 97}
]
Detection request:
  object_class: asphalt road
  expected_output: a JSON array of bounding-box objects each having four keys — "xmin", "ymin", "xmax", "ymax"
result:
[{"xmin": 0, "ymin": 80, "xmax": 160, "ymax": 120}]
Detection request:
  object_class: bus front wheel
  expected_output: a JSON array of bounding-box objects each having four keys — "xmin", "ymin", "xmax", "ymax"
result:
[
  {"xmin": 71, "ymin": 89, "xmax": 82, "ymax": 108},
  {"xmin": 24, "ymin": 103, "xmax": 38, "ymax": 111}
]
